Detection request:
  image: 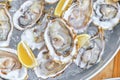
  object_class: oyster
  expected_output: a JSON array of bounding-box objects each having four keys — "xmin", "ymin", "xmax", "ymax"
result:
[
  {"xmin": 92, "ymin": 0, "xmax": 120, "ymax": 30},
  {"xmin": 0, "ymin": 48, "xmax": 27, "ymax": 80},
  {"xmin": 0, "ymin": 4, "xmax": 13, "ymax": 47},
  {"xmin": 21, "ymin": 14, "xmax": 48, "ymax": 50},
  {"xmin": 63, "ymin": 0, "xmax": 93, "ymax": 33},
  {"xmin": 45, "ymin": 0, "xmax": 59, "ymax": 4},
  {"xmin": 34, "ymin": 48, "xmax": 70, "ymax": 79},
  {"xmin": 13, "ymin": 0, "xmax": 44, "ymax": 30},
  {"xmin": 74, "ymin": 28, "xmax": 105, "ymax": 69},
  {"xmin": 44, "ymin": 18, "xmax": 77, "ymax": 63}
]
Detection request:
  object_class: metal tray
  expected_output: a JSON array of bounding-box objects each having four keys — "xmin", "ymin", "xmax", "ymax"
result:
[{"xmin": 4, "ymin": 0, "xmax": 120, "ymax": 80}]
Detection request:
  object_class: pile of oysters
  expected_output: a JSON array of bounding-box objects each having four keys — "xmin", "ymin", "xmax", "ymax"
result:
[{"xmin": 0, "ymin": 0, "xmax": 120, "ymax": 79}]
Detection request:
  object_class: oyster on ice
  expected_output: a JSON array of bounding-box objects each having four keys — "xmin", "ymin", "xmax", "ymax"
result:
[
  {"xmin": 0, "ymin": 48, "xmax": 27, "ymax": 80},
  {"xmin": 44, "ymin": 18, "xmax": 77, "ymax": 63},
  {"xmin": 45, "ymin": 0, "xmax": 59, "ymax": 4},
  {"xmin": 34, "ymin": 48, "xmax": 70, "ymax": 79},
  {"xmin": 74, "ymin": 27, "xmax": 105, "ymax": 69},
  {"xmin": 21, "ymin": 14, "xmax": 48, "ymax": 50},
  {"xmin": 13, "ymin": 0, "xmax": 44, "ymax": 30},
  {"xmin": 92, "ymin": 0, "xmax": 120, "ymax": 30},
  {"xmin": 0, "ymin": 4, "xmax": 13, "ymax": 47},
  {"xmin": 63, "ymin": 0, "xmax": 93, "ymax": 33}
]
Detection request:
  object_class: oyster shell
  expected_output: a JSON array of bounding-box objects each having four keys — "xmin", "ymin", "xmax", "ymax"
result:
[
  {"xmin": 74, "ymin": 29, "xmax": 105, "ymax": 69},
  {"xmin": 0, "ymin": 4, "xmax": 13, "ymax": 47},
  {"xmin": 34, "ymin": 48, "xmax": 70, "ymax": 79},
  {"xmin": 21, "ymin": 14, "xmax": 48, "ymax": 50},
  {"xmin": 13, "ymin": 0, "xmax": 44, "ymax": 30},
  {"xmin": 0, "ymin": 48, "xmax": 27, "ymax": 80},
  {"xmin": 63, "ymin": 0, "xmax": 93, "ymax": 33},
  {"xmin": 44, "ymin": 18, "xmax": 77, "ymax": 63},
  {"xmin": 45, "ymin": 0, "xmax": 59, "ymax": 4},
  {"xmin": 92, "ymin": 0, "xmax": 120, "ymax": 30}
]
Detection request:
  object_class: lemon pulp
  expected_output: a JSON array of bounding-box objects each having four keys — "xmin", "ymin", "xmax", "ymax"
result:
[
  {"xmin": 17, "ymin": 41, "xmax": 37, "ymax": 68},
  {"xmin": 77, "ymin": 34, "xmax": 91, "ymax": 49},
  {"xmin": 54, "ymin": 0, "xmax": 73, "ymax": 17}
]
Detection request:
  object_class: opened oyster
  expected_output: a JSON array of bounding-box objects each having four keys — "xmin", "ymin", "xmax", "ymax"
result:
[
  {"xmin": 13, "ymin": 0, "xmax": 44, "ymax": 30},
  {"xmin": 63, "ymin": 0, "xmax": 93, "ymax": 33},
  {"xmin": 44, "ymin": 18, "xmax": 77, "ymax": 63},
  {"xmin": 0, "ymin": 4, "xmax": 13, "ymax": 47},
  {"xmin": 92, "ymin": 0, "xmax": 120, "ymax": 30},
  {"xmin": 21, "ymin": 15, "xmax": 48, "ymax": 50},
  {"xmin": 74, "ymin": 28, "xmax": 105, "ymax": 69},
  {"xmin": 0, "ymin": 48, "xmax": 27, "ymax": 80},
  {"xmin": 34, "ymin": 48, "xmax": 70, "ymax": 79},
  {"xmin": 45, "ymin": 0, "xmax": 59, "ymax": 4}
]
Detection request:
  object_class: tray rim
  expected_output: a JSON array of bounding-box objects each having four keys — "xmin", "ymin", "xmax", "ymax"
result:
[{"xmin": 86, "ymin": 46, "xmax": 120, "ymax": 80}]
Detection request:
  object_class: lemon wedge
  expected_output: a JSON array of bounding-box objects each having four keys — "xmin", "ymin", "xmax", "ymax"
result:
[
  {"xmin": 77, "ymin": 34, "xmax": 91, "ymax": 49},
  {"xmin": 17, "ymin": 41, "xmax": 37, "ymax": 68},
  {"xmin": 54, "ymin": 0, "xmax": 73, "ymax": 17}
]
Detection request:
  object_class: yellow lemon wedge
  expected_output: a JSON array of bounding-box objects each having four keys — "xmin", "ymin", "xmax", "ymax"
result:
[
  {"xmin": 17, "ymin": 41, "xmax": 37, "ymax": 68},
  {"xmin": 77, "ymin": 34, "xmax": 91, "ymax": 49},
  {"xmin": 54, "ymin": 0, "xmax": 73, "ymax": 17}
]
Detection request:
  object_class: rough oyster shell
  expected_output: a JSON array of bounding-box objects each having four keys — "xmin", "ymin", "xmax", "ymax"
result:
[
  {"xmin": 92, "ymin": 0, "xmax": 120, "ymax": 30},
  {"xmin": 44, "ymin": 18, "xmax": 77, "ymax": 63},
  {"xmin": 0, "ymin": 4, "xmax": 13, "ymax": 47},
  {"xmin": 63, "ymin": 0, "xmax": 93, "ymax": 33},
  {"xmin": 13, "ymin": 0, "xmax": 44, "ymax": 30},
  {"xmin": 21, "ymin": 14, "xmax": 48, "ymax": 50},
  {"xmin": 34, "ymin": 48, "xmax": 70, "ymax": 79},
  {"xmin": 0, "ymin": 48, "xmax": 27, "ymax": 80}
]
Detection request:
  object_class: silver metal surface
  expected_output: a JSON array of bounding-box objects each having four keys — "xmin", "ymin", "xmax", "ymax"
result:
[{"xmin": 6, "ymin": 0, "xmax": 120, "ymax": 80}]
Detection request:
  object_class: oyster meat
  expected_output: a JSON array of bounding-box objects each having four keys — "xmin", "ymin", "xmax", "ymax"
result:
[
  {"xmin": 34, "ymin": 48, "xmax": 70, "ymax": 79},
  {"xmin": 92, "ymin": 0, "xmax": 120, "ymax": 30},
  {"xmin": 0, "ymin": 4, "xmax": 13, "ymax": 47},
  {"xmin": 13, "ymin": 0, "xmax": 44, "ymax": 30},
  {"xmin": 63, "ymin": 0, "xmax": 93, "ymax": 33},
  {"xmin": 44, "ymin": 18, "xmax": 77, "ymax": 63},
  {"xmin": 0, "ymin": 48, "xmax": 27, "ymax": 80}
]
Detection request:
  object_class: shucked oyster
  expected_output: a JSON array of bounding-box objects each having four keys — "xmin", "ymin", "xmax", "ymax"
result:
[
  {"xmin": 92, "ymin": 0, "xmax": 120, "ymax": 30},
  {"xmin": 74, "ymin": 28, "xmax": 105, "ymax": 69},
  {"xmin": 44, "ymin": 18, "xmax": 77, "ymax": 63},
  {"xmin": 63, "ymin": 0, "xmax": 93, "ymax": 33},
  {"xmin": 21, "ymin": 14, "xmax": 48, "ymax": 50},
  {"xmin": 0, "ymin": 48, "xmax": 27, "ymax": 80},
  {"xmin": 34, "ymin": 48, "xmax": 70, "ymax": 79},
  {"xmin": 13, "ymin": 0, "xmax": 44, "ymax": 30},
  {"xmin": 0, "ymin": 4, "xmax": 13, "ymax": 47}
]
